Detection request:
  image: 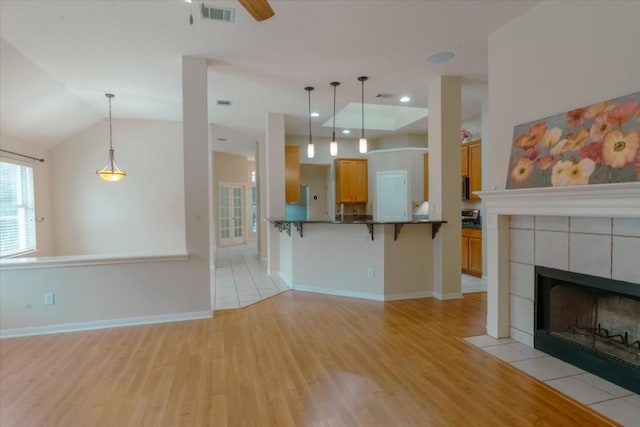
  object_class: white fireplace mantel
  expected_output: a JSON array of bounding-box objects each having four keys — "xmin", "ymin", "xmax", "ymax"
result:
[
  {"xmin": 476, "ymin": 182, "xmax": 640, "ymax": 339},
  {"xmin": 477, "ymin": 182, "xmax": 640, "ymax": 218}
]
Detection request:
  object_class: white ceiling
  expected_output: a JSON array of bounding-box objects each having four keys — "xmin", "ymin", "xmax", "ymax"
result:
[{"xmin": 0, "ymin": 0, "xmax": 539, "ymax": 157}]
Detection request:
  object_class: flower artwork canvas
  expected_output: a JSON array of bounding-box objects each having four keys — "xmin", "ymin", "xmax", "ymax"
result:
[{"xmin": 506, "ymin": 91, "xmax": 640, "ymax": 189}]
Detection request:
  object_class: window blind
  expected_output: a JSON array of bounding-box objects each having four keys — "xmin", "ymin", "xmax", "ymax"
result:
[{"xmin": 0, "ymin": 160, "xmax": 36, "ymax": 257}]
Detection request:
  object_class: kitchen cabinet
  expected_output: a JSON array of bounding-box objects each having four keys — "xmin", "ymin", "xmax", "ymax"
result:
[
  {"xmin": 285, "ymin": 145, "xmax": 300, "ymax": 203},
  {"xmin": 335, "ymin": 158, "xmax": 368, "ymax": 203},
  {"xmin": 423, "ymin": 153, "xmax": 429, "ymax": 201},
  {"xmin": 461, "ymin": 140, "xmax": 481, "ymax": 201},
  {"xmin": 461, "ymin": 227, "xmax": 482, "ymax": 277}
]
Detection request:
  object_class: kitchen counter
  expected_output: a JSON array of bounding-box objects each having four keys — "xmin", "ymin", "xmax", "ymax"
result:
[
  {"xmin": 267, "ymin": 217, "xmax": 447, "ymax": 240},
  {"xmin": 270, "ymin": 219, "xmax": 442, "ymax": 301}
]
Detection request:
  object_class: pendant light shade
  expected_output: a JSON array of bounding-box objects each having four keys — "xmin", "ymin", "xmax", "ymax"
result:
[
  {"xmin": 305, "ymin": 86, "xmax": 315, "ymax": 159},
  {"xmin": 358, "ymin": 76, "xmax": 368, "ymax": 154},
  {"xmin": 96, "ymin": 93, "xmax": 126, "ymax": 182},
  {"xmin": 330, "ymin": 81, "xmax": 340, "ymax": 157}
]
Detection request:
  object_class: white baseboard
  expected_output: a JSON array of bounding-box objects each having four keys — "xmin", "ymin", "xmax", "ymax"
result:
[
  {"xmin": 384, "ymin": 291, "xmax": 433, "ymax": 301},
  {"xmin": 433, "ymin": 291, "xmax": 463, "ymax": 300},
  {"xmin": 0, "ymin": 311, "xmax": 212, "ymax": 339},
  {"xmin": 293, "ymin": 284, "xmax": 385, "ymax": 301}
]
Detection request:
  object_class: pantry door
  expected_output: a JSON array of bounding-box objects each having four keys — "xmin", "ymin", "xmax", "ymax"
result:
[{"xmin": 219, "ymin": 183, "xmax": 245, "ymax": 246}]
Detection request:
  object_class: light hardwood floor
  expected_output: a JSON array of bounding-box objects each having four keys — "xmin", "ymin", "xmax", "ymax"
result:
[{"xmin": 0, "ymin": 291, "xmax": 618, "ymax": 426}]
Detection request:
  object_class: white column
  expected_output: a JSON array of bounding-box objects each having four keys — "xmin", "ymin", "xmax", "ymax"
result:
[
  {"xmin": 486, "ymin": 213, "xmax": 511, "ymax": 337},
  {"xmin": 428, "ymin": 76, "xmax": 462, "ymax": 300},
  {"xmin": 181, "ymin": 56, "xmax": 211, "ymax": 306},
  {"xmin": 480, "ymin": 94, "xmax": 489, "ymax": 286},
  {"xmin": 265, "ymin": 113, "xmax": 286, "ymax": 274}
]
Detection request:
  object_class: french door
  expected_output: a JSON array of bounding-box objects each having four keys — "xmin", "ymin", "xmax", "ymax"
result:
[{"xmin": 219, "ymin": 183, "xmax": 245, "ymax": 246}]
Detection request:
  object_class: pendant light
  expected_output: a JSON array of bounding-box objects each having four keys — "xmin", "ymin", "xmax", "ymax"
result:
[
  {"xmin": 96, "ymin": 93, "xmax": 126, "ymax": 182},
  {"xmin": 329, "ymin": 81, "xmax": 340, "ymax": 156},
  {"xmin": 358, "ymin": 76, "xmax": 368, "ymax": 154},
  {"xmin": 305, "ymin": 86, "xmax": 315, "ymax": 158}
]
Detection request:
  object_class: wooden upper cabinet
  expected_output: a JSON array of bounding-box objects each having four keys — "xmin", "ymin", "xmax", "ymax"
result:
[
  {"xmin": 423, "ymin": 153, "xmax": 429, "ymax": 201},
  {"xmin": 335, "ymin": 158, "xmax": 368, "ymax": 203},
  {"xmin": 468, "ymin": 140, "xmax": 482, "ymax": 201},
  {"xmin": 285, "ymin": 145, "xmax": 300, "ymax": 204},
  {"xmin": 460, "ymin": 140, "xmax": 481, "ymax": 201},
  {"xmin": 460, "ymin": 145, "xmax": 469, "ymax": 177}
]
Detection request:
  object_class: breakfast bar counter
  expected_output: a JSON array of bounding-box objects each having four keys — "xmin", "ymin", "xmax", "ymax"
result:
[{"xmin": 267, "ymin": 217, "xmax": 448, "ymax": 301}]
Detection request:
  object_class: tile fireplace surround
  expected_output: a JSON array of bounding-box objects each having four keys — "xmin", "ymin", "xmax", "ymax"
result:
[{"xmin": 477, "ymin": 182, "xmax": 640, "ymax": 341}]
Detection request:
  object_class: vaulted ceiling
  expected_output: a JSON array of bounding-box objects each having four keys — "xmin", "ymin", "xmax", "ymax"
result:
[{"xmin": 0, "ymin": 0, "xmax": 539, "ymax": 156}]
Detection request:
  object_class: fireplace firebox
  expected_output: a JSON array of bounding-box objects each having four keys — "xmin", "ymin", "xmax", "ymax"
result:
[{"xmin": 535, "ymin": 266, "xmax": 640, "ymax": 394}]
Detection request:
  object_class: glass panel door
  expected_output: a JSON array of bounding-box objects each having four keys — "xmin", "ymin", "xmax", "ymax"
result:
[{"xmin": 219, "ymin": 183, "xmax": 244, "ymax": 246}]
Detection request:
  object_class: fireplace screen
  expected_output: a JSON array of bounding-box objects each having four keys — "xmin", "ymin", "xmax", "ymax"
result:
[{"xmin": 535, "ymin": 266, "xmax": 640, "ymax": 393}]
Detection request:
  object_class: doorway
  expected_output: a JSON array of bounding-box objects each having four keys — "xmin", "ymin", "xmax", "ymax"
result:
[{"xmin": 219, "ymin": 183, "xmax": 245, "ymax": 246}]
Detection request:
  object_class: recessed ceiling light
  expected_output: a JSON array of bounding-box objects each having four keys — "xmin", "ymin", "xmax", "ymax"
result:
[
  {"xmin": 399, "ymin": 96, "xmax": 411, "ymax": 103},
  {"xmin": 310, "ymin": 112, "xmax": 320, "ymax": 117},
  {"xmin": 342, "ymin": 129, "xmax": 351, "ymax": 134},
  {"xmin": 427, "ymin": 51, "xmax": 455, "ymax": 64}
]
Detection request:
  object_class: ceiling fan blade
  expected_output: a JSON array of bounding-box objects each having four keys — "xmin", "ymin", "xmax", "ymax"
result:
[{"xmin": 238, "ymin": 0, "xmax": 274, "ymax": 21}]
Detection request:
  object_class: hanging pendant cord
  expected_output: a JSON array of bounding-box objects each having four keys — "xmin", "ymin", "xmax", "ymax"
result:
[
  {"xmin": 305, "ymin": 87, "xmax": 313, "ymax": 145},
  {"xmin": 361, "ymin": 80, "xmax": 364, "ymax": 138},
  {"xmin": 332, "ymin": 83, "xmax": 337, "ymax": 141}
]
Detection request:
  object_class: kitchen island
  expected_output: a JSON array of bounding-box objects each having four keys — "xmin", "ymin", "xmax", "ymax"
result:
[{"xmin": 267, "ymin": 218, "xmax": 448, "ymax": 301}]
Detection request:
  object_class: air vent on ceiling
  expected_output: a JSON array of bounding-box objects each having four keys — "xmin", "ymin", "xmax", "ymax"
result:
[
  {"xmin": 216, "ymin": 100, "xmax": 232, "ymax": 106},
  {"xmin": 376, "ymin": 93, "xmax": 394, "ymax": 98},
  {"xmin": 201, "ymin": 3, "xmax": 235, "ymax": 23}
]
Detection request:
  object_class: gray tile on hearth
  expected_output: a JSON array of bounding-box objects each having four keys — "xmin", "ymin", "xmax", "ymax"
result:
[
  {"xmin": 510, "ymin": 229, "xmax": 534, "ymax": 264},
  {"xmin": 482, "ymin": 342, "xmax": 546, "ymax": 363},
  {"xmin": 535, "ymin": 216, "xmax": 569, "ymax": 232},
  {"xmin": 612, "ymin": 236, "xmax": 640, "ymax": 284},
  {"xmin": 463, "ymin": 335, "xmax": 516, "ymax": 348},
  {"xmin": 569, "ymin": 233, "xmax": 612, "ymax": 279},
  {"xmin": 511, "ymin": 356, "xmax": 584, "ymax": 381}
]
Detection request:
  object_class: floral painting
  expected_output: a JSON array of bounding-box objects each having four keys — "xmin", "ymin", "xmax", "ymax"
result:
[{"xmin": 506, "ymin": 91, "xmax": 640, "ymax": 189}]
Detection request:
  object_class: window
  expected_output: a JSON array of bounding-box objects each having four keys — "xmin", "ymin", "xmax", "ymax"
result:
[{"xmin": 0, "ymin": 160, "xmax": 36, "ymax": 257}]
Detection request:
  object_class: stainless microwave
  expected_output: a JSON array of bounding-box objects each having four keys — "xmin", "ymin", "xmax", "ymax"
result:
[{"xmin": 461, "ymin": 176, "xmax": 470, "ymax": 200}]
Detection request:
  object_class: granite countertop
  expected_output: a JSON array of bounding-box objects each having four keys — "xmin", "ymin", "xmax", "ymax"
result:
[{"xmin": 268, "ymin": 216, "xmax": 447, "ymax": 225}]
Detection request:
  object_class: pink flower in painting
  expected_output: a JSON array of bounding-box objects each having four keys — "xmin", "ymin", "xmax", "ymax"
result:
[
  {"xmin": 579, "ymin": 140, "xmax": 603, "ymax": 163},
  {"xmin": 522, "ymin": 147, "xmax": 540, "ymax": 161},
  {"xmin": 536, "ymin": 155, "xmax": 556, "ymax": 170},
  {"xmin": 608, "ymin": 100, "xmax": 640, "ymax": 126},
  {"xmin": 636, "ymin": 151, "xmax": 640, "ymax": 178},
  {"xmin": 509, "ymin": 158, "xmax": 534, "ymax": 186},
  {"xmin": 551, "ymin": 129, "xmax": 590, "ymax": 155},
  {"xmin": 540, "ymin": 127, "xmax": 562, "ymax": 147},
  {"xmin": 527, "ymin": 122, "xmax": 547, "ymax": 144},
  {"xmin": 566, "ymin": 108, "xmax": 587, "ymax": 128},
  {"xmin": 602, "ymin": 129, "xmax": 640, "ymax": 168},
  {"xmin": 515, "ymin": 134, "xmax": 536, "ymax": 149},
  {"xmin": 590, "ymin": 113, "xmax": 616, "ymax": 141},
  {"xmin": 584, "ymin": 101, "xmax": 613, "ymax": 120}
]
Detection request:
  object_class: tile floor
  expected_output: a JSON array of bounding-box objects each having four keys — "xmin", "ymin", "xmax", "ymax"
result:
[
  {"xmin": 212, "ymin": 242, "xmax": 289, "ymax": 310},
  {"xmin": 461, "ymin": 273, "xmax": 486, "ymax": 293},
  {"xmin": 464, "ymin": 335, "xmax": 640, "ymax": 426}
]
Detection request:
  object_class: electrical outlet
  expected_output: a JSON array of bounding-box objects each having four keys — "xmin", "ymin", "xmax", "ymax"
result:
[
  {"xmin": 44, "ymin": 292, "xmax": 54, "ymax": 305},
  {"xmin": 367, "ymin": 267, "xmax": 375, "ymax": 278}
]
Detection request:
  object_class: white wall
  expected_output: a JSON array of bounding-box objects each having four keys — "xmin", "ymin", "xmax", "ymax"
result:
[
  {"xmin": 0, "ymin": 56, "xmax": 212, "ymax": 337},
  {"xmin": 0, "ymin": 136, "xmax": 54, "ymax": 256},
  {"xmin": 51, "ymin": 118, "xmax": 186, "ymax": 255},
  {"xmin": 488, "ymin": 0, "xmax": 640, "ymax": 191}
]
